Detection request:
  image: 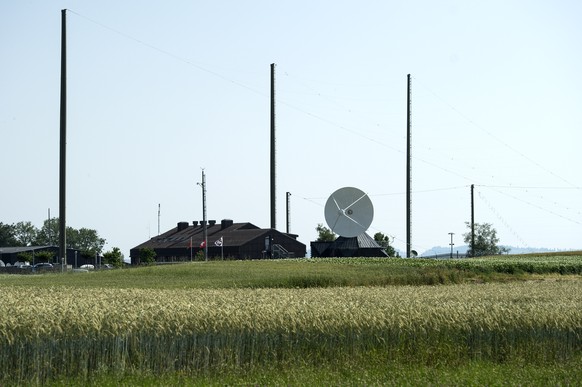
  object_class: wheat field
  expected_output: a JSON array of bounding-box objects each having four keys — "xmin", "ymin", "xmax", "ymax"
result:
[{"xmin": 1, "ymin": 278, "xmax": 580, "ymax": 383}]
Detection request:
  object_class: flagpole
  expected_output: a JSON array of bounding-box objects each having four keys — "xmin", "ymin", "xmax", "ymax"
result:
[
  {"xmin": 190, "ymin": 237, "xmax": 193, "ymax": 262},
  {"xmin": 221, "ymin": 237, "xmax": 224, "ymax": 260}
]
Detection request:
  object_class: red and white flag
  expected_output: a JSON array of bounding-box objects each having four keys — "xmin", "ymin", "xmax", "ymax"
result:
[{"xmin": 200, "ymin": 240, "xmax": 206, "ymax": 248}]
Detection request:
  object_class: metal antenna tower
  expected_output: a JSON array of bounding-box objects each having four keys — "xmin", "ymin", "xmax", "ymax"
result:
[
  {"xmin": 270, "ymin": 63, "xmax": 276, "ymax": 230},
  {"xmin": 471, "ymin": 184, "xmax": 475, "ymax": 257},
  {"xmin": 59, "ymin": 9, "xmax": 67, "ymax": 267},
  {"xmin": 286, "ymin": 192, "xmax": 291, "ymax": 234},
  {"xmin": 406, "ymin": 74, "xmax": 412, "ymax": 258},
  {"xmin": 198, "ymin": 169, "xmax": 208, "ymax": 261}
]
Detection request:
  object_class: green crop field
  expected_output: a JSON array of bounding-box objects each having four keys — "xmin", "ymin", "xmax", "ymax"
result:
[{"xmin": 0, "ymin": 255, "xmax": 580, "ymax": 386}]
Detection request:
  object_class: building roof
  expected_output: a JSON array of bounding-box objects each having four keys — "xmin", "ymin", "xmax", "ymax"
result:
[
  {"xmin": 132, "ymin": 220, "xmax": 300, "ymax": 251},
  {"xmin": 0, "ymin": 246, "xmax": 56, "ymax": 254},
  {"xmin": 335, "ymin": 233, "xmax": 383, "ymax": 249},
  {"xmin": 310, "ymin": 232, "xmax": 388, "ymax": 257}
]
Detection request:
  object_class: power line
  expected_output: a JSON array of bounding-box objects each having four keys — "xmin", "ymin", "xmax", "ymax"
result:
[
  {"xmin": 476, "ymin": 184, "xmax": 582, "ymax": 219},
  {"xmin": 480, "ymin": 186, "xmax": 582, "ymax": 226},
  {"xmin": 477, "ymin": 185, "xmax": 581, "ymax": 190},
  {"xmin": 301, "ymin": 185, "xmax": 468, "ymax": 202},
  {"xmin": 413, "ymin": 76, "xmax": 580, "ymax": 189},
  {"xmin": 68, "ymin": 11, "xmax": 490, "ymax": 187},
  {"xmin": 67, "ymin": 10, "xmax": 267, "ymax": 99},
  {"xmin": 476, "ymin": 189, "xmax": 529, "ymax": 247}
]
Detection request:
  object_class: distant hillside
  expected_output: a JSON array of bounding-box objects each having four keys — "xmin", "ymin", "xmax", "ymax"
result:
[
  {"xmin": 420, "ymin": 245, "xmax": 559, "ymax": 258},
  {"xmin": 420, "ymin": 246, "xmax": 468, "ymax": 258},
  {"xmin": 308, "ymin": 245, "xmax": 562, "ymax": 259},
  {"xmin": 506, "ymin": 247, "xmax": 562, "ymax": 255}
]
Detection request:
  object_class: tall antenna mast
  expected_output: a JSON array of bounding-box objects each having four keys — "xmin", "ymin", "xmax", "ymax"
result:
[
  {"xmin": 59, "ymin": 9, "xmax": 67, "ymax": 267},
  {"xmin": 270, "ymin": 63, "xmax": 276, "ymax": 230},
  {"xmin": 201, "ymin": 170, "xmax": 208, "ymax": 261},
  {"xmin": 406, "ymin": 74, "xmax": 412, "ymax": 258},
  {"xmin": 48, "ymin": 208, "xmax": 51, "ymax": 244},
  {"xmin": 286, "ymin": 192, "xmax": 291, "ymax": 234},
  {"xmin": 157, "ymin": 203, "xmax": 161, "ymax": 235},
  {"xmin": 471, "ymin": 184, "xmax": 475, "ymax": 257}
]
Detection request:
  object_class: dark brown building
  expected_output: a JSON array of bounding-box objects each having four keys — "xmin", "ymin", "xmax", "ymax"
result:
[
  {"xmin": 130, "ymin": 219, "xmax": 306, "ymax": 264},
  {"xmin": 310, "ymin": 233, "xmax": 389, "ymax": 257},
  {"xmin": 0, "ymin": 246, "xmax": 84, "ymax": 267}
]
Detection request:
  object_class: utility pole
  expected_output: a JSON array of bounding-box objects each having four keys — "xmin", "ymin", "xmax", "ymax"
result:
[
  {"xmin": 448, "ymin": 232, "xmax": 455, "ymax": 259},
  {"xmin": 157, "ymin": 203, "xmax": 161, "ymax": 236},
  {"xmin": 47, "ymin": 208, "xmax": 51, "ymax": 244},
  {"xmin": 198, "ymin": 169, "xmax": 208, "ymax": 261},
  {"xmin": 406, "ymin": 74, "xmax": 412, "ymax": 258},
  {"xmin": 286, "ymin": 192, "xmax": 291, "ymax": 234},
  {"xmin": 59, "ymin": 9, "xmax": 67, "ymax": 268},
  {"xmin": 471, "ymin": 184, "xmax": 475, "ymax": 257},
  {"xmin": 270, "ymin": 63, "xmax": 276, "ymax": 230}
]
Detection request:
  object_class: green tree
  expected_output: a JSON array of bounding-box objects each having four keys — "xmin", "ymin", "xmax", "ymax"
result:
[
  {"xmin": 316, "ymin": 223, "xmax": 336, "ymax": 242},
  {"xmin": 35, "ymin": 250, "xmax": 56, "ymax": 263},
  {"xmin": 139, "ymin": 247, "xmax": 156, "ymax": 265},
  {"xmin": 13, "ymin": 221, "xmax": 38, "ymax": 246},
  {"xmin": 35, "ymin": 218, "xmax": 106, "ymax": 257},
  {"xmin": 0, "ymin": 222, "xmax": 20, "ymax": 246},
  {"xmin": 103, "ymin": 247, "xmax": 124, "ymax": 268},
  {"xmin": 69, "ymin": 228, "xmax": 106, "ymax": 258},
  {"xmin": 34, "ymin": 218, "xmax": 59, "ymax": 246},
  {"xmin": 463, "ymin": 222, "xmax": 509, "ymax": 257},
  {"xmin": 373, "ymin": 232, "xmax": 396, "ymax": 257},
  {"xmin": 16, "ymin": 251, "xmax": 33, "ymax": 263}
]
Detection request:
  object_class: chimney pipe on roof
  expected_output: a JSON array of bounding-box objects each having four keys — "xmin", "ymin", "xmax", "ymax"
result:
[
  {"xmin": 209, "ymin": 220, "xmax": 216, "ymax": 226},
  {"xmin": 192, "ymin": 221, "xmax": 198, "ymax": 226}
]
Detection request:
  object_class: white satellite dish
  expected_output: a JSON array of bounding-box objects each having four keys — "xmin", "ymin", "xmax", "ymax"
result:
[{"xmin": 324, "ymin": 187, "xmax": 374, "ymax": 238}]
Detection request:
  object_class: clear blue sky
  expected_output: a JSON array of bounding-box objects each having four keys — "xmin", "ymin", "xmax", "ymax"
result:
[{"xmin": 2, "ymin": 0, "xmax": 581, "ymax": 258}]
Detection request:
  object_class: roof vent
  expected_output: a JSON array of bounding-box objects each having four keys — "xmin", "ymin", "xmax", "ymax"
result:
[
  {"xmin": 209, "ymin": 220, "xmax": 216, "ymax": 226},
  {"xmin": 192, "ymin": 221, "xmax": 198, "ymax": 226},
  {"xmin": 177, "ymin": 222, "xmax": 189, "ymax": 232},
  {"xmin": 221, "ymin": 219, "xmax": 234, "ymax": 230}
]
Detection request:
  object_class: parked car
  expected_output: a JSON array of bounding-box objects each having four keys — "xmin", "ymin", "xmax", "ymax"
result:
[{"xmin": 33, "ymin": 262, "xmax": 54, "ymax": 269}]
